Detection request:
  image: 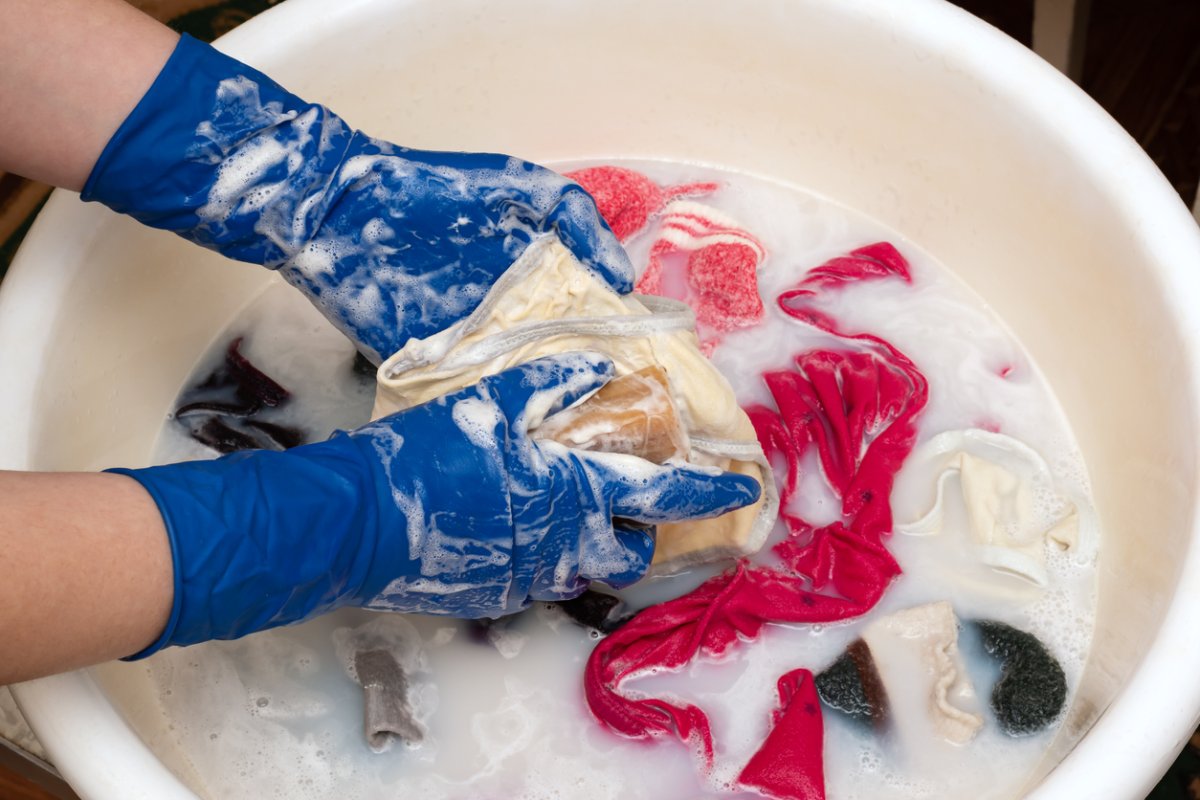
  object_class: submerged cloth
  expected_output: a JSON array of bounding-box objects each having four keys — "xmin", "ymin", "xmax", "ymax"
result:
[
  {"xmin": 533, "ymin": 366, "xmax": 689, "ymax": 464},
  {"xmin": 860, "ymin": 601, "xmax": 983, "ymax": 746},
  {"xmin": 565, "ymin": 165, "xmax": 719, "ymax": 243},
  {"xmin": 636, "ymin": 200, "xmax": 767, "ymax": 352},
  {"xmin": 334, "ymin": 616, "xmax": 430, "ymax": 753},
  {"xmin": 892, "ymin": 429, "xmax": 1080, "ymax": 586},
  {"xmin": 584, "ymin": 242, "xmax": 926, "ymax": 798},
  {"xmin": 737, "ymin": 669, "xmax": 826, "ymax": 800},
  {"xmin": 373, "ymin": 236, "xmax": 777, "ymax": 572},
  {"xmin": 354, "ymin": 649, "xmax": 423, "ymax": 752}
]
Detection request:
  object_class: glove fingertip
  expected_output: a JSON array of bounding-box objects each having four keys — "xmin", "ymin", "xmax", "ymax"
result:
[{"xmin": 671, "ymin": 466, "xmax": 763, "ymax": 517}]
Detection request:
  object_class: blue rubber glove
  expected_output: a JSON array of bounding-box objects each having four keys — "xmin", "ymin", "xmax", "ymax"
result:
[
  {"xmin": 112, "ymin": 354, "xmax": 761, "ymax": 657},
  {"xmin": 82, "ymin": 34, "xmax": 632, "ymax": 363}
]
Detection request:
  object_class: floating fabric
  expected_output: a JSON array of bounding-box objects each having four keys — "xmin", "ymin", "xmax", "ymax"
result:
[
  {"xmin": 584, "ymin": 242, "xmax": 926, "ymax": 797},
  {"xmin": 814, "ymin": 639, "xmax": 889, "ymax": 731},
  {"xmin": 892, "ymin": 429, "xmax": 1080, "ymax": 586},
  {"xmin": 636, "ymin": 200, "xmax": 767, "ymax": 351},
  {"xmin": 737, "ymin": 669, "xmax": 827, "ymax": 800},
  {"xmin": 860, "ymin": 602, "xmax": 983, "ymax": 746},
  {"xmin": 534, "ymin": 366, "xmax": 688, "ymax": 464},
  {"xmin": 354, "ymin": 649, "xmax": 423, "ymax": 752},
  {"xmin": 333, "ymin": 617, "xmax": 431, "ymax": 754},
  {"xmin": 565, "ymin": 165, "xmax": 719, "ymax": 242},
  {"xmin": 556, "ymin": 590, "xmax": 634, "ymax": 635},
  {"xmin": 974, "ymin": 620, "xmax": 1067, "ymax": 736},
  {"xmin": 374, "ymin": 236, "xmax": 777, "ymax": 572},
  {"xmin": 173, "ymin": 337, "xmax": 305, "ymax": 452},
  {"xmin": 777, "ymin": 241, "xmax": 913, "ymax": 346}
]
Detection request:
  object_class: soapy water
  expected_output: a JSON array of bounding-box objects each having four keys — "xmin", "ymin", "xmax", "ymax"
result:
[{"xmin": 128, "ymin": 161, "xmax": 1097, "ymax": 800}]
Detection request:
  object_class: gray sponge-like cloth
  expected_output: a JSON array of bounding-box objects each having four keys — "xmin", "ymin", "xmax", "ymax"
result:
[
  {"xmin": 815, "ymin": 639, "xmax": 890, "ymax": 730},
  {"xmin": 975, "ymin": 620, "xmax": 1067, "ymax": 736}
]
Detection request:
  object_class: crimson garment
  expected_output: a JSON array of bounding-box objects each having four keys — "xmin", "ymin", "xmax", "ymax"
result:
[{"xmin": 584, "ymin": 241, "xmax": 924, "ymax": 799}]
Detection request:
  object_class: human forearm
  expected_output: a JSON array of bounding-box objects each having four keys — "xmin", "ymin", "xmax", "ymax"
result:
[
  {"xmin": 0, "ymin": 0, "xmax": 177, "ymax": 190},
  {"xmin": 0, "ymin": 471, "xmax": 172, "ymax": 683}
]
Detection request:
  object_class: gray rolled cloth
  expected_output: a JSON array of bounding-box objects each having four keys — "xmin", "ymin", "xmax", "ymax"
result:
[{"xmin": 354, "ymin": 648, "xmax": 423, "ymax": 752}]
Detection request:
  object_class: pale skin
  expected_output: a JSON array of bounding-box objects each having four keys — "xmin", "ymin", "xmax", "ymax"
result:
[{"xmin": 0, "ymin": 0, "xmax": 181, "ymax": 683}]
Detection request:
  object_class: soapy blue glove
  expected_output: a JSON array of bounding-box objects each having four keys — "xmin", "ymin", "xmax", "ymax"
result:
[
  {"xmin": 111, "ymin": 354, "xmax": 761, "ymax": 657},
  {"xmin": 82, "ymin": 34, "xmax": 632, "ymax": 363}
]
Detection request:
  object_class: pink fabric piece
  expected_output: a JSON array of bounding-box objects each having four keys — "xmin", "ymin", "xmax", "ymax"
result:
[
  {"xmin": 737, "ymin": 669, "xmax": 826, "ymax": 800},
  {"xmin": 565, "ymin": 165, "xmax": 719, "ymax": 242},
  {"xmin": 780, "ymin": 242, "xmax": 911, "ymax": 297},
  {"xmin": 635, "ymin": 201, "xmax": 767, "ymax": 352},
  {"xmin": 583, "ymin": 242, "xmax": 926, "ymax": 799}
]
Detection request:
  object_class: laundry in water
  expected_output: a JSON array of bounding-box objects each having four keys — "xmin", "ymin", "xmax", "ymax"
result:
[
  {"xmin": 564, "ymin": 165, "xmax": 719, "ymax": 242},
  {"xmin": 737, "ymin": 669, "xmax": 827, "ymax": 800},
  {"xmin": 635, "ymin": 200, "xmax": 766, "ymax": 352},
  {"xmin": 892, "ymin": 428, "xmax": 1081, "ymax": 586},
  {"xmin": 333, "ymin": 617, "xmax": 432, "ymax": 754},
  {"xmin": 974, "ymin": 620, "xmax": 1067, "ymax": 736},
  {"xmin": 860, "ymin": 602, "xmax": 983, "ymax": 746},
  {"xmin": 533, "ymin": 365, "xmax": 688, "ymax": 464},
  {"xmin": 814, "ymin": 639, "xmax": 889, "ymax": 731},
  {"xmin": 585, "ymin": 241, "xmax": 926, "ymax": 798},
  {"xmin": 173, "ymin": 337, "xmax": 305, "ymax": 452},
  {"xmin": 555, "ymin": 590, "xmax": 634, "ymax": 635},
  {"xmin": 354, "ymin": 649, "xmax": 423, "ymax": 752},
  {"xmin": 373, "ymin": 236, "xmax": 776, "ymax": 572}
]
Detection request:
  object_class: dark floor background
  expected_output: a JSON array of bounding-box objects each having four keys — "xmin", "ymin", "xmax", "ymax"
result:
[{"xmin": 0, "ymin": 1, "xmax": 1198, "ymax": 798}]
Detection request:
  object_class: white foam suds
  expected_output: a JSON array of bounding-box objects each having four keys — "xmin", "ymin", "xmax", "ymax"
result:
[{"xmin": 136, "ymin": 160, "xmax": 1098, "ymax": 800}]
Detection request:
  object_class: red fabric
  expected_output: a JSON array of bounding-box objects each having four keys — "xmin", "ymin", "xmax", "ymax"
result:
[
  {"xmin": 737, "ymin": 669, "xmax": 826, "ymax": 800},
  {"xmin": 583, "ymin": 242, "xmax": 926, "ymax": 799},
  {"xmin": 565, "ymin": 165, "xmax": 719, "ymax": 242},
  {"xmin": 635, "ymin": 201, "xmax": 767, "ymax": 352}
]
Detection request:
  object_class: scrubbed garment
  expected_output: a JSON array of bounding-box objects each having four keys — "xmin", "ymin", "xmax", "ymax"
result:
[
  {"xmin": 534, "ymin": 366, "xmax": 688, "ymax": 464},
  {"xmin": 374, "ymin": 236, "xmax": 777, "ymax": 572},
  {"xmin": 565, "ymin": 165, "xmax": 718, "ymax": 242},
  {"xmin": 974, "ymin": 620, "xmax": 1067, "ymax": 736},
  {"xmin": 860, "ymin": 602, "xmax": 983, "ymax": 746},
  {"xmin": 585, "ymin": 243, "xmax": 926, "ymax": 800},
  {"xmin": 737, "ymin": 669, "xmax": 827, "ymax": 800},
  {"xmin": 893, "ymin": 429, "xmax": 1080, "ymax": 586}
]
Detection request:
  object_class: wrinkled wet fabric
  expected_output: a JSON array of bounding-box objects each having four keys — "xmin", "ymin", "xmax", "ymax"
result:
[
  {"xmin": 860, "ymin": 602, "xmax": 983, "ymax": 746},
  {"xmin": 737, "ymin": 669, "xmax": 827, "ymax": 800},
  {"xmin": 635, "ymin": 200, "xmax": 767, "ymax": 352},
  {"xmin": 374, "ymin": 237, "xmax": 777, "ymax": 572},
  {"xmin": 584, "ymin": 243, "xmax": 927, "ymax": 798},
  {"xmin": 565, "ymin": 165, "xmax": 719, "ymax": 242},
  {"xmin": 533, "ymin": 366, "xmax": 689, "ymax": 464},
  {"xmin": 83, "ymin": 34, "xmax": 632, "ymax": 364},
  {"xmin": 893, "ymin": 429, "xmax": 1080, "ymax": 586}
]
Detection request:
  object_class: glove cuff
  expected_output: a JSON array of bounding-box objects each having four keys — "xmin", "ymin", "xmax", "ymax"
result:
[
  {"xmin": 81, "ymin": 33, "xmax": 354, "ymax": 268},
  {"xmin": 107, "ymin": 466, "xmax": 186, "ymax": 660},
  {"xmin": 108, "ymin": 437, "xmax": 383, "ymax": 657}
]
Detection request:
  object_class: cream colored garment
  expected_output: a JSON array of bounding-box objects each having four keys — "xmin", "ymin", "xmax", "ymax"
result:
[
  {"xmin": 892, "ymin": 429, "xmax": 1079, "ymax": 587},
  {"xmin": 373, "ymin": 237, "xmax": 777, "ymax": 572},
  {"xmin": 861, "ymin": 601, "xmax": 983, "ymax": 746}
]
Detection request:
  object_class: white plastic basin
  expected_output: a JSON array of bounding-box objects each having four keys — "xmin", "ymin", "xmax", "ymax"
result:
[{"xmin": 3, "ymin": 0, "xmax": 1200, "ymax": 797}]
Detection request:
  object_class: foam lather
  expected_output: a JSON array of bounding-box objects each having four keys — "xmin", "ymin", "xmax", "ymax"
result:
[{"xmin": 372, "ymin": 236, "xmax": 776, "ymax": 572}]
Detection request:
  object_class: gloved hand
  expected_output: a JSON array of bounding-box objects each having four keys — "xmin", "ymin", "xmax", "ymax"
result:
[
  {"xmin": 111, "ymin": 353, "xmax": 761, "ymax": 658},
  {"xmin": 82, "ymin": 34, "xmax": 632, "ymax": 363}
]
